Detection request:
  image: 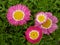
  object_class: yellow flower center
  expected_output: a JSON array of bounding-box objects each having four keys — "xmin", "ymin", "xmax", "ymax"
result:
[
  {"xmin": 29, "ymin": 30, "xmax": 39, "ymax": 40},
  {"xmin": 41, "ymin": 18, "xmax": 52, "ymax": 29},
  {"xmin": 37, "ymin": 15, "xmax": 46, "ymax": 23},
  {"xmin": 13, "ymin": 10, "xmax": 24, "ymax": 21}
]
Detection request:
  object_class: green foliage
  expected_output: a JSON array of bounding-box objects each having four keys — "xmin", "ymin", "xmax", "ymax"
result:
[{"xmin": 0, "ymin": 0, "xmax": 60, "ymax": 45}]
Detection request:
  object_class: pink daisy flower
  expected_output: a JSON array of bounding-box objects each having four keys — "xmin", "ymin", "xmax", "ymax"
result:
[
  {"xmin": 35, "ymin": 12, "xmax": 47, "ymax": 25},
  {"xmin": 25, "ymin": 26, "xmax": 43, "ymax": 44},
  {"xmin": 35, "ymin": 12, "xmax": 58, "ymax": 35},
  {"xmin": 7, "ymin": 4, "xmax": 31, "ymax": 26}
]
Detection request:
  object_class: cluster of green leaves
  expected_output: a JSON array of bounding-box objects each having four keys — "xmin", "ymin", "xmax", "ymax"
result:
[{"xmin": 0, "ymin": 0, "xmax": 60, "ymax": 45}]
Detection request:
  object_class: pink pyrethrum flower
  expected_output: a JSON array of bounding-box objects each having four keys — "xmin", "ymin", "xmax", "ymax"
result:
[
  {"xmin": 35, "ymin": 12, "xmax": 58, "ymax": 35},
  {"xmin": 35, "ymin": 12, "xmax": 47, "ymax": 24},
  {"xmin": 25, "ymin": 26, "xmax": 43, "ymax": 44},
  {"xmin": 7, "ymin": 4, "xmax": 31, "ymax": 26}
]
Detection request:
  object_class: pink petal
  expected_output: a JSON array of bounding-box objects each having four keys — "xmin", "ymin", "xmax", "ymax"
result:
[
  {"xmin": 7, "ymin": 11, "xmax": 18, "ymax": 26},
  {"xmin": 8, "ymin": 19, "xmax": 18, "ymax": 26},
  {"xmin": 48, "ymin": 24, "xmax": 58, "ymax": 33},
  {"xmin": 24, "ymin": 15, "xmax": 30, "ymax": 21},
  {"xmin": 52, "ymin": 16, "xmax": 58, "ymax": 23},
  {"xmin": 45, "ymin": 12, "xmax": 52, "ymax": 18},
  {"xmin": 18, "ymin": 20, "xmax": 26, "ymax": 25},
  {"xmin": 35, "ymin": 20, "xmax": 41, "ymax": 26},
  {"xmin": 41, "ymin": 28, "xmax": 48, "ymax": 35}
]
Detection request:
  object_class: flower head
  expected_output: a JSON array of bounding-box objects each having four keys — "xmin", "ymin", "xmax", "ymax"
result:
[
  {"xmin": 25, "ymin": 26, "xmax": 43, "ymax": 44},
  {"xmin": 35, "ymin": 12, "xmax": 47, "ymax": 25},
  {"xmin": 35, "ymin": 12, "xmax": 58, "ymax": 35},
  {"xmin": 7, "ymin": 4, "xmax": 31, "ymax": 26}
]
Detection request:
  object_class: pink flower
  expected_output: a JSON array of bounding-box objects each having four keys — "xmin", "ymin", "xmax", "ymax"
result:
[
  {"xmin": 7, "ymin": 4, "xmax": 31, "ymax": 26},
  {"xmin": 35, "ymin": 12, "xmax": 47, "ymax": 25},
  {"xmin": 25, "ymin": 26, "xmax": 43, "ymax": 44},
  {"xmin": 35, "ymin": 12, "xmax": 58, "ymax": 35}
]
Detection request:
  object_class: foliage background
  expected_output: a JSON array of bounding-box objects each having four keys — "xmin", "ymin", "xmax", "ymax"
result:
[{"xmin": 0, "ymin": 0, "xmax": 60, "ymax": 45}]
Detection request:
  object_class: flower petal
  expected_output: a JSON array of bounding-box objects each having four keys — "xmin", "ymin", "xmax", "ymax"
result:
[
  {"xmin": 41, "ymin": 27, "xmax": 49, "ymax": 34},
  {"xmin": 8, "ymin": 18, "xmax": 18, "ymax": 26},
  {"xmin": 48, "ymin": 24, "xmax": 58, "ymax": 33},
  {"xmin": 52, "ymin": 16, "xmax": 58, "ymax": 23},
  {"xmin": 18, "ymin": 20, "xmax": 26, "ymax": 25},
  {"xmin": 45, "ymin": 12, "xmax": 52, "ymax": 18}
]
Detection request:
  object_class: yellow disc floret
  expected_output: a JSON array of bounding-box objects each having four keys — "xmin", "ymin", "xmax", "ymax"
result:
[
  {"xmin": 29, "ymin": 30, "xmax": 39, "ymax": 40},
  {"xmin": 37, "ymin": 14, "xmax": 46, "ymax": 23},
  {"xmin": 13, "ymin": 10, "xmax": 24, "ymax": 21},
  {"xmin": 41, "ymin": 18, "xmax": 52, "ymax": 29}
]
